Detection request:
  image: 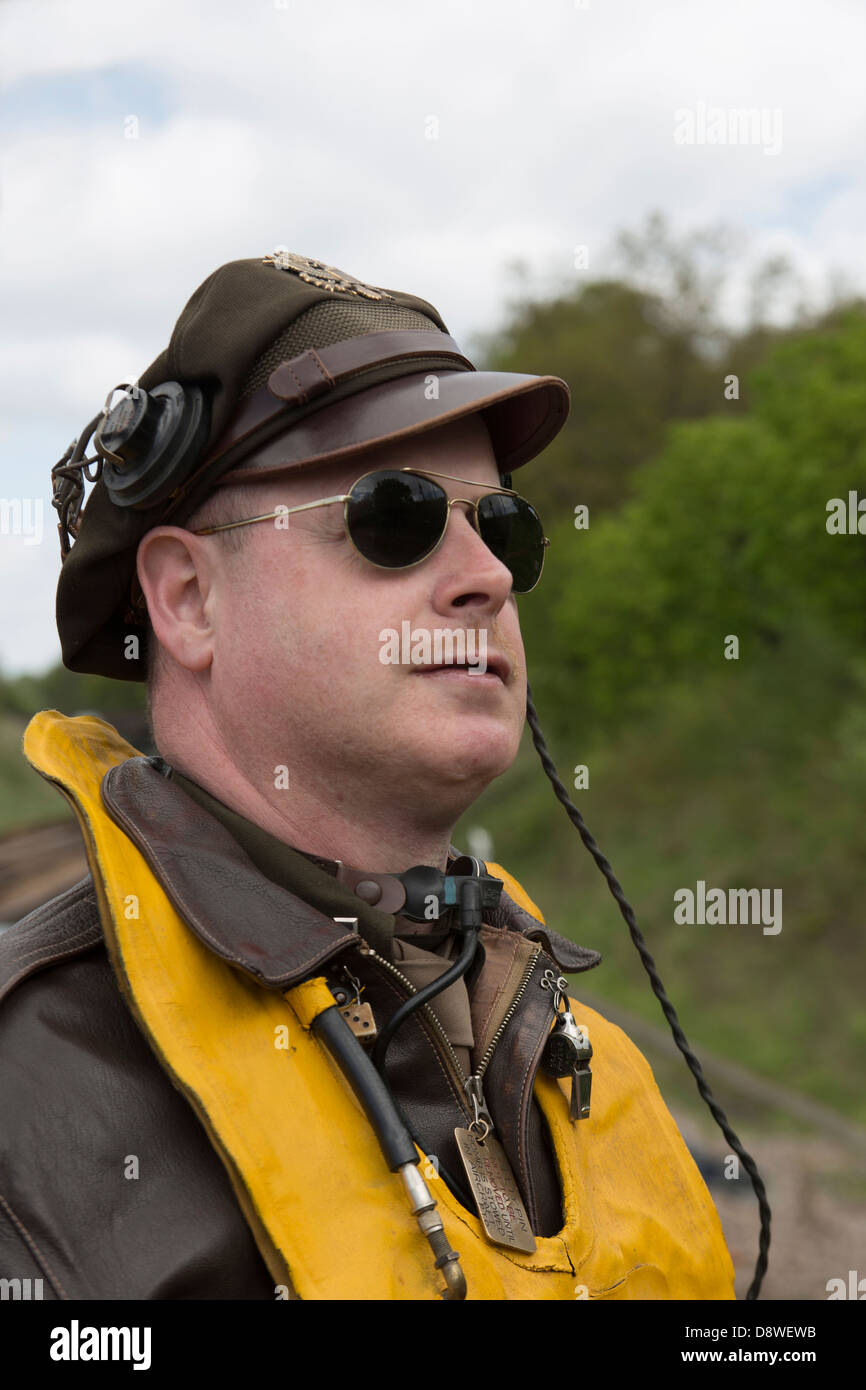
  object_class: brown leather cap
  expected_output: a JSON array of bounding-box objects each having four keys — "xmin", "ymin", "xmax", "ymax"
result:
[{"xmin": 53, "ymin": 250, "xmax": 569, "ymax": 682}]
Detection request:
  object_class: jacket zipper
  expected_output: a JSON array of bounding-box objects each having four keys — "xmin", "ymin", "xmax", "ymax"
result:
[
  {"xmin": 356, "ymin": 940, "xmax": 541, "ymax": 1131},
  {"xmin": 356, "ymin": 945, "xmax": 472, "ymax": 1121},
  {"xmin": 475, "ymin": 946, "xmax": 541, "ymax": 1082}
]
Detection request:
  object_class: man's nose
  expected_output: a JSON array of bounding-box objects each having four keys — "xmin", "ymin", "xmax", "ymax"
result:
[{"xmin": 431, "ymin": 500, "xmax": 514, "ymax": 609}]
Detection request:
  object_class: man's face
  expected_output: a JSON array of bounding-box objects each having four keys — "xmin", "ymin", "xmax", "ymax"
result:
[{"xmin": 194, "ymin": 413, "xmax": 530, "ymax": 826}]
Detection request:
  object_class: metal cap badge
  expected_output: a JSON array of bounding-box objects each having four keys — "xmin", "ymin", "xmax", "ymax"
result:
[{"xmin": 262, "ymin": 247, "xmax": 395, "ymax": 301}]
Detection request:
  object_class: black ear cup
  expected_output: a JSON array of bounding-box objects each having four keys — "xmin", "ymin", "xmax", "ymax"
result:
[{"xmin": 98, "ymin": 382, "xmax": 210, "ymax": 511}]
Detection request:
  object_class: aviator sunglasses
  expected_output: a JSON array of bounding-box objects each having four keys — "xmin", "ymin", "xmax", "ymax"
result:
[{"xmin": 191, "ymin": 467, "xmax": 550, "ymax": 593}]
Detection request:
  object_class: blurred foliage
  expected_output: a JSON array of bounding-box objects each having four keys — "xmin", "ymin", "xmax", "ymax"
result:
[
  {"xmin": 469, "ymin": 210, "xmax": 856, "ymax": 522},
  {"xmin": 523, "ymin": 305, "xmax": 866, "ymax": 745},
  {"xmin": 0, "ymin": 662, "xmax": 148, "ymax": 723},
  {"xmin": 0, "ymin": 663, "xmax": 151, "ymax": 831}
]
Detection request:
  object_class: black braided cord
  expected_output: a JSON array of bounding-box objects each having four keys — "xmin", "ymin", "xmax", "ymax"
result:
[{"xmin": 525, "ymin": 684, "xmax": 771, "ymax": 1300}]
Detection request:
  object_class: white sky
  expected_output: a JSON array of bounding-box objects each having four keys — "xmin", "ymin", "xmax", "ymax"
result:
[{"xmin": 1, "ymin": 0, "xmax": 865, "ymax": 674}]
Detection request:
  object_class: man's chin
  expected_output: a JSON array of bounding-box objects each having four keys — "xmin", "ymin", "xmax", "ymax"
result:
[
  {"xmin": 414, "ymin": 723, "xmax": 520, "ymax": 796},
  {"xmin": 397, "ymin": 677, "xmax": 523, "ymax": 793}
]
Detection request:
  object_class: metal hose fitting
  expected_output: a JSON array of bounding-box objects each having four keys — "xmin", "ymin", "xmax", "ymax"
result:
[{"xmin": 399, "ymin": 1162, "xmax": 466, "ymax": 1301}]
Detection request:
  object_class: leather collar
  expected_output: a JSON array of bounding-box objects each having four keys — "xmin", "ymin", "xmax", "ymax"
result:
[
  {"xmin": 160, "ymin": 759, "xmax": 459, "ymax": 916},
  {"xmin": 102, "ymin": 757, "xmax": 385, "ymax": 983},
  {"xmin": 101, "ymin": 756, "xmax": 602, "ymax": 987}
]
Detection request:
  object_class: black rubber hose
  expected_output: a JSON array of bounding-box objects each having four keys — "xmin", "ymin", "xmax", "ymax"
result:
[{"xmin": 311, "ymin": 1005, "xmax": 418, "ymax": 1171}]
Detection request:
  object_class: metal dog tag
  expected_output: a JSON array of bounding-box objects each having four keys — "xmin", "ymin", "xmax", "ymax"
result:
[{"xmin": 454, "ymin": 1128, "xmax": 536, "ymax": 1253}]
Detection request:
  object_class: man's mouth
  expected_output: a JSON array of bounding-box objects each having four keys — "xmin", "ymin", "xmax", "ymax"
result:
[{"xmin": 413, "ymin": 654, "xmax": 509, "ymax": 683}]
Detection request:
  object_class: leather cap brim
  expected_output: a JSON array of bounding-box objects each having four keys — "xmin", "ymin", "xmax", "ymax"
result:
[{"xmin": 212, "ymin": 368, "xmax": 570, "ymax": 488}]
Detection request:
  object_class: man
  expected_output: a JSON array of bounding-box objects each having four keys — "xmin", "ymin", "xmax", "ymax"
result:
[{"xmin": 0, "ymin": 250, "xmax": 735, "ymax": 1300}]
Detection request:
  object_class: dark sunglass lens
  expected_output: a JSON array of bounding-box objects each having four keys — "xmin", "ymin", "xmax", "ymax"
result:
[
  {"xmin": 346, "ymin": 471, "xmax": 447, "ymax": 568},
  {"xmin": 477, "ymin": 494, "xmax": 545, "ymax": 592}
]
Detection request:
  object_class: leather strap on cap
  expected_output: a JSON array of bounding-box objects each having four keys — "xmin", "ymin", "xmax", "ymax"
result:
[
  {"xmin": 201, "ymin": 329, "xmax": 473, "ymax": 471},
  {"xmin": 267, "ymin": 349, "xmax": 335, "ymax": 406}
]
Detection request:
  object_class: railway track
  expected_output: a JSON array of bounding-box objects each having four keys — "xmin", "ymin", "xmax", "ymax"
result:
[{"xmin": 0, "ymin": 818, "xmax": 89, "ymax": 925}]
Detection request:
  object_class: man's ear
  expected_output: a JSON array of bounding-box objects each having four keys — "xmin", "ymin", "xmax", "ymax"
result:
[{"xmin": 136, "ymin": 526, "xmax": 216, "ymax": 674}]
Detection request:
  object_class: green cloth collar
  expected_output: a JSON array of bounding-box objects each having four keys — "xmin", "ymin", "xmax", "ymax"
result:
[{"xmin": 167, "ymin": 766, "xmax": 400, "ymax": 960}]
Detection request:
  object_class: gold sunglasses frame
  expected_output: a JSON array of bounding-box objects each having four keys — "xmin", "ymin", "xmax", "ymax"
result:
[{"xmin": 191, "ymin": 466, "xmax": 550, "ymax": 593}]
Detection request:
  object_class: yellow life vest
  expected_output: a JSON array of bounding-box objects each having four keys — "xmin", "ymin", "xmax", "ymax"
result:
[{"xmin": 23, "ymin": 709, "xmax": 736, "ymax": 1301}]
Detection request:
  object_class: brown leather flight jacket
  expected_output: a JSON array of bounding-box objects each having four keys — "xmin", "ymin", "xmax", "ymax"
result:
[{"xmin": 0, "ymin": 755, "xmax": 602, "ymax": 1300}]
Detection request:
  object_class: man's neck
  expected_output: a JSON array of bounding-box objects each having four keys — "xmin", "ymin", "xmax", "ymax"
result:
[{"xmin": 164, "ymin": 754, "xmax": 456, "ymax": 874}]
